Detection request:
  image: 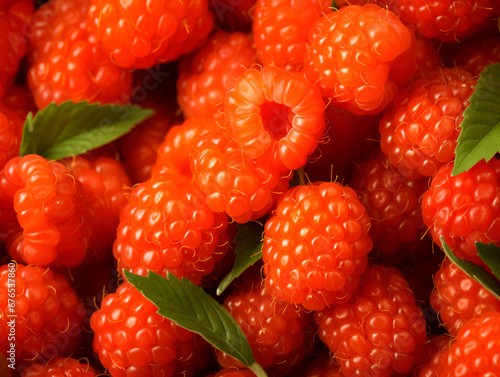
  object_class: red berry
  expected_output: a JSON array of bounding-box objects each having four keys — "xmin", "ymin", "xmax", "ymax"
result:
[
  {"xmin": 0, "ymin": 264, "xmax": 85, "ymax": 369},
  {"xmin": 430, "ymin": 257, "xmax": 500, "ymax": 336},
  {"xmin": 223, "ymin": 65, "xmax": 326, "ymax": 171},
  {"xmin": 303, "ymin": 4, "xmax": 416, "ymax": 114},
  {"xmin": 252, "ymin": 0, "xmax": 331, "ymax": 71},
  {"xmin": 113, "ymin": 172, "xmax": 230, "ymax": 285},
  {"xmin": 314, "ymin": 263, "xmax": 428, "ymax": 377},
  {"xmin": 421, "ymin": 158, "xmax": 500, "ymax": 265},
  {"xmin": 177, "ymin": 31, "xmax": 256, "ymax": 122},
  {"xmin": 413, "ymin": 37, "xmax": 443, "ymax": 81},
  {"xmin": 380, "ymin": 68, "xmax": 476, "ymax": 178},
  {"xmin": 0, "ymin": 155, "xmax": 91, "ymax": 267},
  {"xmin": 206, "ymin": 369, "xmax": 256, "ymax": 377},
  {"xmin": 88, "ymin": 0, "xmax": 214, "ymax": 69},
  {"xmin": 216, "ymin": 271, "xmax": 316, "ymax": 376},
  {"xmin": 209, "ymin": 0, "xmax": 255, "ymax": 32},
  {"xmin": 0, "ymin": 110, "xmax": 20, "ymax": 172},
  {"xmin": 90, "ymin": 281, "xmax": 212, "ymax": 377},
  {"xmin": 451, "ymin": 35, "xmax": 500, "ymax": 77},
  {"xmin": 262, "ymin": 181, "xmax": 372, "ymax": 311},
  {"xmin": 21, "ymin": 357, "xmax": 98, "ymax": 377},
  {"xmin": 28, "ymin": 0, "xmax": 133, "ymax": 109}
]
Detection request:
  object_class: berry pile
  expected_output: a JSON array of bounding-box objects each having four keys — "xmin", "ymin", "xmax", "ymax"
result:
[{"xmin": 1, "ymin": 1, "xmax": 500, "ymax": 377}]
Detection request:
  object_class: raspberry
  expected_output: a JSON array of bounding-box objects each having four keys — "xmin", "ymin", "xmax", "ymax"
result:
[
  {"xmin": 304, "ymin": 356, "xmax": 345, "ymax": 377},
  {"xmin": 252, "ymin": 0, "xmax": 331, "ymax": 71},
  {"xmin": 314, "ymin": 263, "xmax": 428, "ymax": 377},
  {"xmin": 0, "ymin": 110, "xmax": 19, "ymax": 172},
  {"xmin": 450, "ymin": 36, "xmax": 500, "ymax": 77},
  {"xmin": 262, "ymin": 181, "xmax": 372, "ymax": 311},
  {"xmin": 88, "ymin": 0, "xmax": 214, "ymax": 69},
  {"xmin": 413, "ymin": 37, "xmax": 443, "ymax": 81},
  {"xmin": 28, "ymin": 0, "xmax": 133, "ymax": 109},
  {"xmin": 20, "ymin": 357, "xmax": 98, "ymax": 377},
  {"xmin": 113, "ymin": 172, "xmax": 230, "ymax": 285},
  {"xmin": 215, "ymin": 271, "xmax": 316, "ymax": 376},
  {"xmin": 0, "ymin": 1, "xmax": 34, "ymax": 99},
  {"xmin": 63, "ymin": 153, "xmax": 132, "ymax": 262},
  {"xmin": 430, "ymin": 257, "xmax": 500, "ymax": 336},
  {"xmin": 0, "ymin": 264, "xmax": 85, "ymax": 369},
  {"xmin": 223, "ymin": 65, "xmax": 326, "ymax": 171},
  {"xmin": 207, "ymin": 369, "xmax": 256, "ymax": 377},
  {"xmin": 209, "ymin": 0, "xmax": 255, "ymax": 32},
  {"xmin": 428, "ymin": 311, "xmax": 500, "ymax": 377},
  {"xmin": 379, "ymin": 68, "xmax": 477, "ymax": 178},
  {"xmin": 414, "ymin": 335, "xmax": 450, "ymax": 377},
  {"xmin": 1, "ymin": 84, "xmax": 37, "ymax": 124},
  {"xmin": 153, "ymin": 117, "xmax": 219, "ymax": 178},
  {"xmin": 190, "ymin": 127, "xmax": 293, "ymax": 223},
  {"xmin": 349, "ymin": 147, "xmax": 429, "ymax": 260},
  {"xmin": 0, "ymin": 155, "xmax": 91, "ymax": 267},
  {"xmin": 394, "ymin": 0, "xmax": 499, "ymax": 43},
  {"xmin": 90, "ymin": 281, "xmax": 212, "ymax": 377},
  {"xmin": 303, "ymin": 4, "xmax": 416, "ymax": 115},
  {"xmin": 177, "ymin": 31, "xmax": 256, "ymax": 122},
  {"xmin": 421, "ymin": 158, "xmax": 500, "ymax": 265}
]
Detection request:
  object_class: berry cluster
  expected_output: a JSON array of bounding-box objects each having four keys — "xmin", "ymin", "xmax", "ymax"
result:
[{"xmin": 1, "ymin": 0, "xmax": 500, "ymax": 376}]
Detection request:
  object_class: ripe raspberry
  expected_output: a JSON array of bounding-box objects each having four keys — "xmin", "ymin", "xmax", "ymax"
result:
[
  {"xmin": 0, "ymin": 155, "xmax": 90, "ymax": 267},
  {"xmin": 1, "ymin": 84, "xmax": 37, "ymax": 123},
  {"xmin": 450, "ymin": 36, "xmax": 500, "ymax": 77},
  {"xmin": 303, "ymin": 4, "xmax": 416, "ymax": 115},
  {"xmin": 177, "ymin": 31, "xmax": 256, "ymax": 122},
  {"xmin": 223, "ymin": 65, "xmax": 326, "ymax": 171},
  {"xmin": 209, "ymin": 0, "xmax": 255, "ymax": 32},
  {"xmin": 153, "ymin": 117, "xmax": 219, "ymax": 178},
  {"xmin": 427, "ymin": 311, "xmax": 500, "ymax": 377},
  {"xmin": 88, "ymin": 0, "xmax": 214, "ymax": 69},
  {"xmin": 314, "ymin": 263, "xmax": 428, "ymax": 377},
  {"xmin": 394, "ymin": 0, "xmax": 499, "ymax": 43},
  {"xmin": 414, "ymin": 335, "xmax": 450, "ymax": 377},
  {"xmin": 207, "ymin": 369, "xmax": 256, "ymax": 377},
  {"xmin": 262, "ymin": 181, "xmax": 372, "ymax": 311},
  {"xmin": 28, "ymin": 0, "xmax": 133, "ymax": 109},
  {"xmin": 114, "ymin": 172, "xmax": 230, "ymax": 285},
  {"xmin": 430, "ymin": 257, "xmax": 500, "ymax": 336},
  {"xmin": 215, "ymin": 272, "xmax": 316, "ymax": 376},
  {"xmin": 413, "ymin": 37, "xmax": 443, "ymax": 81},
  {"xmin": 190, "ymin": 127, "xmax": 293, "ymax": 223},
  {"xmin": 0, "ymin": 264, "xmax": 85, "ymax": 369},
  {"xmin": 0, "ymin": 110, "xmax": 19, "ymax": 172},
  {"xmin": 90, "ymin": 281, "xmax": 212, "ymax": 377},
  {"xmin": 0, "ymin": 1, "xmax": 34, "ymax": 99},
  {"xmin": 421, "ymin": 158, "xmax": 500, "ymax": 265},
  {"xmin": 304, "ymin": 356, "xmax": 345, "ymax": 377},
  {"xmin": 20, "ymin": 357, "xmax": 98, "ymax": 377},
  {"xmin": 252, "ymin": 0, "xmax": 331, "ymax": 71},
  {"xmin": 63, "ymin": 153, "xmax": 132, "ymax": 262},
  {"xmin": 379, "ymin": 68, "xmax": 476, "ymax": 178},
  {"xmin": 349, "ymin": 147, "xmax": 429, "ymax": 260}
]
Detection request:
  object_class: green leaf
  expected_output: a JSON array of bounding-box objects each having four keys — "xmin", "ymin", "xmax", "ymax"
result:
[
  {"xmin": 217, "ymin": 222, "xmax": 264, "ymax": 296},
  {"xmin": 124, "ymin": 270, "xmax": 268, "ymax": 377},
  {"xmin": 453, "ymin": 62, "xmax": 500, "ymax": 176},
  {"xmin": 476, "ymin": 242, "xmax": 500, "ymax": 280},
  {"xmin": 19, "ymin": 101, "xmax": 154, "ymax": 160},
  {"xmin": 440, "ymin": 236, "xmax": 500, "ymax": 301}
]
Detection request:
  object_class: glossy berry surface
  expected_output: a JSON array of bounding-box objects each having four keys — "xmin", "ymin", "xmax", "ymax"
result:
[
  {"xmin": 379, "ymin": 68, "xmax": 477, "ymax": 178},
  {"xmin": 0, "ymin": 264, "xmax": 85, "ymax": 368},
  {"xmin": 90, "ymin": 282, "xmax": 211, "ymax": 377},
  {"xmin": 262, "ymin": 181, "xmax": 372, "ymax": 311},
  {"xmin": 303, "ymin": 4, "xmax": 416, "ymax": 114},
  {"xmin": 315, "ymin": 263, "xmax": 427, "ymax": 377},
  {"xmin": 224, "ymin": 65, "xmax": 326, "ymax": 171},
  {"xmin": 421, "ymin": 158, "xmax": 500, "ymax": 265},
  {"xmin": 21, "ymin": 357, "xmax": 98, "ymax": 377},
  {"xmin": 114, "ymin": 172, "xmax": 230, "ymax": 285},
  {"xmin": 430, "ymin": 257, "xmax": 500, "ymax": 336}
]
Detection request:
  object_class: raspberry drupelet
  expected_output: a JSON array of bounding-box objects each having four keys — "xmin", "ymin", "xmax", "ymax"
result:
[
  {"xmin": 379, "ymin": 67, "xmax": 477, "ymax": 178},
  {"xmin": 88, "ymin": 0, "xmax": 214, "ymax": 69},
  {"xmin": 0, "ymin": 264, "xmax": 85, "ymax": 370},
  {"xmin": 223, "ymin": 65, "xmax": 326, "ymax": 171},
  {"xmin": 0, "ymin": 154, "xmax": 91, "ymax": 267},
  {"xmin": 20, "ymin": 357, "xmax": 98, "ymax": 377},
  {"xmin": 421, "ymin": 158, "xmax": 500, "ymax": 265},
  {"xmin": 262, "ymin": 181, "xmax": 373, "ymax": 311},
  {"xmin": 303, "ymin": 4, "xmax": 416, "ymax": 115},
  {"xmin": 113, "ymin": 172, "xmax": 230, "ymax": 285},
  {"xmin": 314, "ymin": 263, "xmax": 428, "ymax": 377},
  {"xmin": 90, "ymin": 281, "xmax": 212, "ymax": 377}
]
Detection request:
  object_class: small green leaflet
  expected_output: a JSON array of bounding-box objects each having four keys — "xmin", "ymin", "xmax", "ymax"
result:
[
  {"xmin": 124, "ymin": 270, "xmax": 268, "ymax": 377},
  {"xmin": 476, "ymin": 242, "xmax": 500, "ymax": 280},
  {"xmin": 452, "ymin": 62, "xmax": 500, "ymax": 176},
  {"xmin": 217, "ymin": 222, "xmax": 264, "ymax": 296},
  {"xmin": 19, "ymin": 101, "xmax": 154, "ymax": 160},
  {"xmin": 441, "ymin": 237, "xmax": 500, "ymax": 301}
]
